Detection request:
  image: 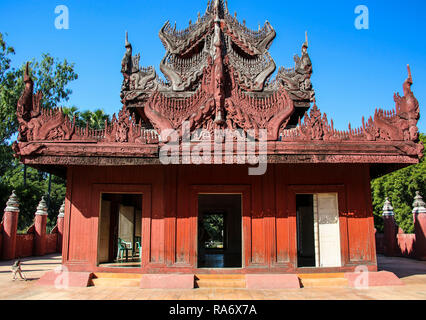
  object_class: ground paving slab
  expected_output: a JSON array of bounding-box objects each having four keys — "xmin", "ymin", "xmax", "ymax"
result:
[{"xmin": 0, "ymin": 254, "xmax": 425, "ymax": 300}]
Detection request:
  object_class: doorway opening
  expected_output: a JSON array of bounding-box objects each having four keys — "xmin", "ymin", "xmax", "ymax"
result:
[
  {"xmin": 197, "ymin": 194, "xmax": 242, "ymax": 268},
  {"xmin": 296, "ymin": 193, "xmax": 342, "ymax": 268},
  {"xmin": 296, "ymin": 194, "xmax": 316, "ymax": 267},
  {"xmin": 97, "ymin": 193, "xmax": 142, "ymax": 268}
]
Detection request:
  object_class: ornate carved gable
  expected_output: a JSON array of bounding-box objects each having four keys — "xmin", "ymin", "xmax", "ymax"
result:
[
  {"xmin": 120, "ymin": 0, "xmax": 314, "ymax": 138},
  {"xmin": 13, "ymin": 1, "xmax": 423, "ymax": 165}
]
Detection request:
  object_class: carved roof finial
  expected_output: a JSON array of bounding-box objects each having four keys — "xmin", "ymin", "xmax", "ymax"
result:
[
  {"xmin": 407, "ymin": 64, "xmax": 413, "ymax": 84},
  {"xmin": 125, "ymin": 31, "xmax": 131, "ymax": 48},
  {"xmin": 214, "ymin": 0, "xmax": 219, "ymax": 11},
  {"xmin": 303, "ymin": 31, "xmax": 309, "ymax": 49},
  {"xmin": 24, "ymin": 62, "xmax": 31, "ymax": 83},
  {"xmin": 213, "ymin": 0, "xmax": 221, "ymax": 20}
]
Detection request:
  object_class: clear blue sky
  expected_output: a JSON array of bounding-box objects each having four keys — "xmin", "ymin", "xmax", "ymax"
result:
[{"xmin": 0, "ymin": 0, "xmax": 425, "ymax": 133}]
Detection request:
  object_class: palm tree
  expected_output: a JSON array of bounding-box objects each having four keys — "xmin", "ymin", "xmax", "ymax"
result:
[
  {"xmin": 62, "ymin": 106, "xmax": 80, "ymax": 121},
  {"xmin": 79, "ymin": 109, "xmax": 109, "ymax": 130}
]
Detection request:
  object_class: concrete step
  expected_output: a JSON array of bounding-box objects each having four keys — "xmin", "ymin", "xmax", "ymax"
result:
[
  {"xmin": 195, "ymin": 274, "xmax": 246, "ymax": 280},
  {"xmin": 90, "ymin": 273, "xmax": 142, "ymax": 287},
  {"xmin": 93, "ymin": 272, "xmax": 143, "ymax": 279},
  {"xmin": 195, "ymin": 275, "xmax": 246, "ymax": 288},
  {"xmin": 196, "ymin": 279, "xmax": 246, "ymax": 288},
  {"xmin": 298, "ymin": 273, "xmax": 348, "ymax": 288}
]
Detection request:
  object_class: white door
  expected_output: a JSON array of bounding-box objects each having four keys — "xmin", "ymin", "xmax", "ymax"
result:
[{"xmin": 316, "ymin": 193, "xmax": 342, "ymax": 268}]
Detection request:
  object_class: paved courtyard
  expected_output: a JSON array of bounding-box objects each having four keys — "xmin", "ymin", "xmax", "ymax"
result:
[{"xmin": 0, "ymin": 254, "xmax": 425, "ymax": 300}]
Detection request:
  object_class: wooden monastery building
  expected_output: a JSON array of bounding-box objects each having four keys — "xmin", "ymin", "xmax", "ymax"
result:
[{"xmin": 13, "ymin": 1, "xmax": 423, "ymax": 288}]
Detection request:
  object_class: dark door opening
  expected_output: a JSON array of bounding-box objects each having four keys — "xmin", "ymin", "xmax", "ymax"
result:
[
  {"xmin": 296, "ymin": 194, "xmax": 316, "ymax": 268},
  {"xmin": 198, "ymin": 194, "xmax": 242, "ymax": 268},
  {"xmin": 98, "ymin": 193, "xmax": 142, "ymax": 268}
]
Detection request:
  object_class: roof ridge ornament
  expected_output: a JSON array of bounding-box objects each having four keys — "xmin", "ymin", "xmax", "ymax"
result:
[
  {"xmin": 304, "ymin": 31, "xmax": 309, "ymax": 48},
  {"xmin": 407, "ymin": 64, "xmax": 412, "ymax": 84},
  {"xmin": 125, "ymin": 31, "xmax": 131, "ymax": 48}
]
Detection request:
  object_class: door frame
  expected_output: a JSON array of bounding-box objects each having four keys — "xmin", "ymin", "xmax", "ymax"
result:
[
  {"xmin": 288, "ymin": 185, "xmax": 348, "ymax": 270},
  {"xmin": 190, "ymin": 185, "xmax": 251, "ymax": 269},
  {"xmin": 92, "ymin": 184, "xmax": 152, "ymax": 270}
]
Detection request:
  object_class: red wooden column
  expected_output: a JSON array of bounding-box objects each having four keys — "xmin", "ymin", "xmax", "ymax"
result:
[
  {"xmin": 413, "ymin": 192, "xmax": 426, "ymax": 260},
  {"xmin": 34, "ymin": 197, "xmax": 48, "ymax": 256},
  {"xmin": 56, "ymin": 201, "xmax": 65, "ymax": 253},
  {"xmin": 382, "ymin": 198, "xmax": 397, "ymax": 257},
  {"xmin": 2, "ymin": 191, "xmax": 20, "ymax": 260}
]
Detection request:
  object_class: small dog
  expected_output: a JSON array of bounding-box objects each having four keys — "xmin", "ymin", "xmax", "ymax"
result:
[{"xmin": 11, "ymin": 259, "xmax": 27, "ymax": 281}]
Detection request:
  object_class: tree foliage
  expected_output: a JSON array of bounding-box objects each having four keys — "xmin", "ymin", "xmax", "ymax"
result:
[
  {"xmin": 371, "ymin": 134, "xmax": 426, "ymax": 233},
  {"xmin": 0, "ymin": 34, "xmax": 78, "ymax": 144},
  {"xmin": 0, "ymin": 32, "xmax": 77, "ymax": 231},
  {"xmin": 2, "ymin": 163, "xmax": 66, "ymax": 232},
  {"xmin": 203, "ymin": 214, "xmax": 224, "ymax": 245},
  {"xmin": 63, "ymin": 107, "xmax": 110, "ymax": 130}
]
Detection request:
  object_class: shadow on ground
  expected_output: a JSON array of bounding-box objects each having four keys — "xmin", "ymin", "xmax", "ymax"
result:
[{"xmin": 377, "ymin": 254, "xmax": 426, "ymax": 278}]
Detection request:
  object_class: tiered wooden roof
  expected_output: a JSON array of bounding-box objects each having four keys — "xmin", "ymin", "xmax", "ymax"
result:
[{"xmin": 13, "ymin": 0, "xmax": 423, "ymax": 177}]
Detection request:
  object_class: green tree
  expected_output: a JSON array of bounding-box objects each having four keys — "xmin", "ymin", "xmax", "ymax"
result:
[
  {"xmin": 0, "ymin": 32, "xmax": 77, "ymax": 230},
  {"xmin": 62, "ymin": 106, "xmax": 80, "ymax": 120},
  {"xmin": 371, "ymin": 134, "xmax": 425, "ymax": 233},
  {"xmin": 2, "ymin": 165, "xmax": 66, "ymax": 231},
  {"xmin": 0, "ymin": 34, "xmax": 78, "ymax": 144},
  {"xmin": 79, "ymin": 109, "xmax": 110, "ymax": 129},
  {"xmin": 63, "ymin": 107, "xmax": 110, "ymax": 130}
]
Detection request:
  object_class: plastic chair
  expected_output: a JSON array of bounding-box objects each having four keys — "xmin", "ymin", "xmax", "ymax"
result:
[
  {"xmin": 135, "ymin": 241, "xmax": 142, "ymax": 261},
  {"xmin": 117, "ymin": 238, "xmax": 132, "ymax": 262}
]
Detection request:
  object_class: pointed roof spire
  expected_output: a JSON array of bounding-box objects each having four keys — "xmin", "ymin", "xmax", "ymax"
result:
[
  {"xmin": 211, "ymin": 0, "xmax": 227, "ymax": 18},
  {"xmin": 24, "ymin": 62, "xmax": 31, "ymax": 83},
  {"xmin": 125, "ymin": 31, "xmax": 131, "ymax": 48},
  {"xmin": 303, "ymin": 31, "xmax": 309, "ymax": 49},
  {"xmin": 214, "ymin": 0, "xmax": 220, "ymax": 17},
  {"xmin": 407, "ymin": 64, "xmax": 413, "ymax": 84}
]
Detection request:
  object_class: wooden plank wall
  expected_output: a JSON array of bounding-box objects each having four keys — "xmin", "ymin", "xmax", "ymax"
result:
[{"xmin": 62, "ymin": 163, "xmax": 377, "ymax": 273}]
